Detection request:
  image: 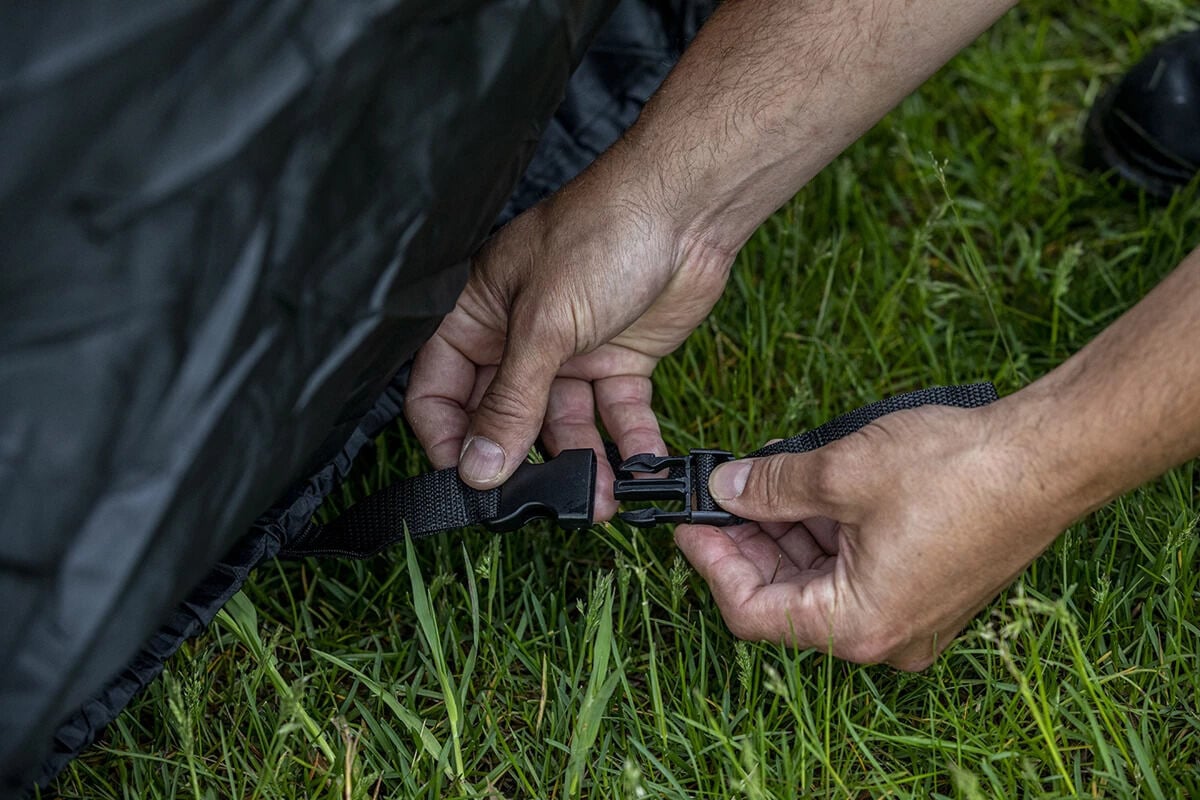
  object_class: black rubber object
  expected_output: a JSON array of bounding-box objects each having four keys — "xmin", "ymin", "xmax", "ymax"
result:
[{"xmin": 1084, "ymin": 28, "xmax": 1200, "ymax": 198}]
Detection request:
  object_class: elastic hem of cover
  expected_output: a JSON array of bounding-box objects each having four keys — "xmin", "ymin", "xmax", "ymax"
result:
[{"xmin": 29, "ymin": 376, "xmax": 408, "ymax": 793}]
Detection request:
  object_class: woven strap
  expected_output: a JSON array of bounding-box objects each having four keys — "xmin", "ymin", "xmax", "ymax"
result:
[
  {"xmin": 283, "ymin": 383, "xmax": 998, "ymax": 558},
  {"xmin": 747, "ymin": 383, "xmax": 998, "ymax": 459},
  {"xmin": 283, "ymin": 467, "xmax": 501, "ymax": 558}
]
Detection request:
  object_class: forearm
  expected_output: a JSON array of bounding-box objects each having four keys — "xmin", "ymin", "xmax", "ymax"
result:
[
  {"xmin": 601, "ymin": 0, "xmax": 1018, "ymax": 251},
  {"xmin": 1003, "ymin": 245, "xmax": 1200, "ymax": 528}
]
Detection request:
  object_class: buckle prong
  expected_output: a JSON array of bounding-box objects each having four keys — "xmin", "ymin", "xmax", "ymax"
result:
[{"xmin": 613, "ymin": 449, "xmax": 738, "ymax": 527}]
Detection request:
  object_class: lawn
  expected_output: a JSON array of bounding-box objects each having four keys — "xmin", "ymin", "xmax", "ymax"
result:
[{"xmin": 53, "ymin": 2, "xmax": 1200, "ymax": 798}]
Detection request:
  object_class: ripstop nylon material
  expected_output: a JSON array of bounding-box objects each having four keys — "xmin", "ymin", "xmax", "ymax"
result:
[
  {"xmin": 6, "ymin": 3, "xmax": 720, "ymax": 790},
  {"xmin": 288, "ymin": 383, "xmax": 998, "ymax": 559}
]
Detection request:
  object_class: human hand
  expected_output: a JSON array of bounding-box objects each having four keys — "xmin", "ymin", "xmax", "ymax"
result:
[
  {"xmin": 406, "ymin": 0, "xmax": 1020, "ymax": 522},
  {"xmin": 674, "ymin": 401, "xmax": 1078, "ymax": 670},
  {"xmin": 404, "ymin": 158, "xmax": 735, "ymax": 519}
]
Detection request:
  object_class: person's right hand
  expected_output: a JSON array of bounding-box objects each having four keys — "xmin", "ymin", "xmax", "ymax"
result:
[
  {"xmin": 404, "ymin": 149, "xmax": 736, "ymax": 519},
  {"xmin": 674, "ymin": 399, "xmax": 1082, "ymax": 670}
]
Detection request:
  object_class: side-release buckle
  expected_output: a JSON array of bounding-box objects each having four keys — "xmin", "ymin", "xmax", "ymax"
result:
[
  {"xmin": 613, "ymin": 449, "xmax": 737, "ymax": 527},
  {"xmin": 485, "ymin": 449, "xmax": 597, "ymax": 532}
]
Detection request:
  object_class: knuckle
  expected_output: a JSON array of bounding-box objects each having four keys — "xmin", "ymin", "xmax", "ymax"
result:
[
  {"xmin": 807, "ymin": 447, "xmax": 856, "ymax": 504},
  {"xmin": 402, "ymin": 402, "xmax": 437, "ymax": 444},
  {"xmin": 843, "ymin": 623, "xmax": 904, "ymax": 665},
  {"xmin": 477, "ymin": 383, "xmax": 534, "ymax": 425},
  {"xmin": 754, "ymin": 454, "xmax": 794, "ymax": 499},
  {"xmin": 623, "ymin": 424, "xmax": 663, "ymax": 446}
]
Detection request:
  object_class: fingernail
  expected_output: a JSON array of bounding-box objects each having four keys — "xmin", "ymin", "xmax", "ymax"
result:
[
  {"xmin": 460, "ymin": 436, "xmax": 505, "ymax": 483},
  {"xmin": 710, "ymin": 461, "xmax": 750, "ymax": 501}
]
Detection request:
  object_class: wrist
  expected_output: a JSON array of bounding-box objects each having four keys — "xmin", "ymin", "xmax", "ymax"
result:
[{"xmin": 985, "ymin": 371, "xmax": 1124, "ymax": 532}]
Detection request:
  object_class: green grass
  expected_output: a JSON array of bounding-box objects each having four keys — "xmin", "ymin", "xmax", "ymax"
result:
[{"xmin": 52, "ymin": 2, "xmax": 1200, "ymax": 798}]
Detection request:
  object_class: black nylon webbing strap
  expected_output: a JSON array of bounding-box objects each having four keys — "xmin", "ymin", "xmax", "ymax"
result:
[
  {"xmin": 614, "ymin": 383, "xmax": 999, "ymax": 526},
  {"xmin": 282, "ymin": 448, "xmax": 598, "ymax": 559},
  {"xmin": 283, "ymin": 467, "xmax": 502, "ymax": 558},
  {"xmin": 746, "ymin": 383, "xmax": 998, "ymax": 459},
  {"xmin": 285, "ymin": 383, "xmax": 999, "ymax": 555}
]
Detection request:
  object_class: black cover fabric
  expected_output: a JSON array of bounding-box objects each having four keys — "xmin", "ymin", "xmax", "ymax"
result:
[{"xmin": 0, "ymin": 1, "xmax": 714, "ymax": 793}]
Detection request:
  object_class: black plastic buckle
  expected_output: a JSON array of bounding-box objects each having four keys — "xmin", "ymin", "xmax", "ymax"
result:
[
  {"xmin": 613, "ymin": 449, "xmax": 737, "ymax": 527},
  {"xmin": 485, "ymin": 449, "xmax": 597, "ymax": 532}
]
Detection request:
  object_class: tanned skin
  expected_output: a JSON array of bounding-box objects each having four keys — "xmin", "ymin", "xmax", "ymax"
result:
[
  {"xmin": 682, "ymin": 247, "xmax": 1200, "ymax": 669},
  {"xmin": 405, "ymin": 0, "xmax": 1200, "ymax": 669}
]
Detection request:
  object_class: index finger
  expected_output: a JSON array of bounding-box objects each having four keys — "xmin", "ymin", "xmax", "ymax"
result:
[
  {"xmin": 595, "ymin": 375, "xmax": 666, "ymax": 460},
  {"xmin": 675, "ymin": 523, "xmax": 835, "ymax": 647}
]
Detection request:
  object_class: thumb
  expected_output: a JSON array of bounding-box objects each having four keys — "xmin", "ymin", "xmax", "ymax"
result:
[
  {"xmin": 708, "ymin": 449, "xmax": 857, "ymax": 523},
  {"xmin": 459, "ymin": 334, "xmax": 562, "ymax": 489}
]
